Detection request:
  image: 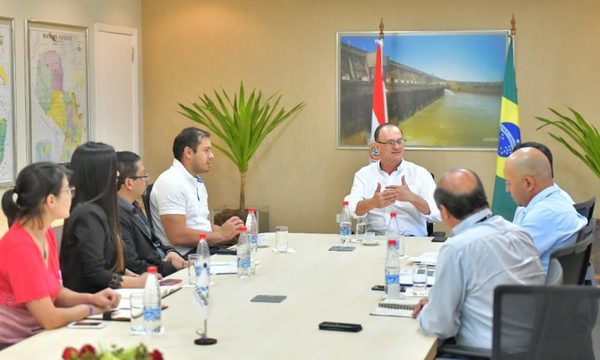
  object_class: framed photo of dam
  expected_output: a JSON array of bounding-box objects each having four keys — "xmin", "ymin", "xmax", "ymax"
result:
[{"xmin": 337, "ymin": 30, "xmax": 509, "ymax": 150}]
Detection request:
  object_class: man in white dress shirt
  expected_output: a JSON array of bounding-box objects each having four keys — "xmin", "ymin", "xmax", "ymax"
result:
[
  {"xmin": 150, "ymin": 127, "xmax": 243, "ymax": 257},
  {"xmin": 344, "ymin": 124, "xmax": 439, "ymax": 236}
]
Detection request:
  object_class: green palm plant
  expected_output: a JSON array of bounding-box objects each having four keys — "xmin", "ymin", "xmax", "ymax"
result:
[
  {"xmin": 178, "ymin": 82, "xmax": 305, "ymax": 210},
  {"xmin": 536, "ymin": 107, "xmax": 600, "ymax": 179}
]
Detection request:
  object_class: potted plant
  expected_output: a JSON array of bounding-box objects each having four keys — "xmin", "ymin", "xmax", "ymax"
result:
[
  {"xmin": 536, "ymin": 107, "xmax": 600, "ymax": 179},
  {"xmin": 536, "ymin": 107, "xmax": 600, "ymax": 282},
  {"xmin": 178, "ymin": 82, "xmax": 305, "ymax": 227}
]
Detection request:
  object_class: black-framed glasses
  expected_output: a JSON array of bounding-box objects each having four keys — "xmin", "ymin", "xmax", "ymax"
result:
[
  {"xmin": 376, "ymin": 138, "xmax": 407, "ymax": 146},
  {"xmin": 61, "ymin": 186, "xmax": 76, "ymax": 197},
  {"xmin": 129, "ymin": 173, "xmax": 150, "ymax": 181}
]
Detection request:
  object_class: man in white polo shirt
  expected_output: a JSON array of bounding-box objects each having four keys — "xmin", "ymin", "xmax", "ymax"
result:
[{"xmin": 150, "ymin": 127, "xmax": 243, "ymax": 257}]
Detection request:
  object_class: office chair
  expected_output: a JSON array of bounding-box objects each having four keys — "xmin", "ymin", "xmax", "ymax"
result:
[
  {"xmin": 142, "ymin": 183, "xmax": 154, "ymax": 230},
  {"xmin": 437, "ymin": 285, "xmax": 600, "ymax": 360},
  {"xmin": 550, "ymin": 220, "xmax": 595, "ymax": 285},
  {"xmin": 428, "ymin": 172, "xmax": 446, "ymax": 241},
  {"xmin": 545, "ymin": 259, "xmax": 563, "ymax": 286},
  {"xmin": 574, "ymin": 196, "xmax": 596, "ymax": 225}
]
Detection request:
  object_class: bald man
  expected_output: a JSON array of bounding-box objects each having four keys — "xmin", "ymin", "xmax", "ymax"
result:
[
  {"xmin": 504, "ymin": 147, "xmax": 587, "ymax": 271},
  {"xmin": 412, "ymin": 169, "xmax": 544, "ymax": 349}
]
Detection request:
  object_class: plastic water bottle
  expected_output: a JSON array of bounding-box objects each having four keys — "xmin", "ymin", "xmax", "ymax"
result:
[
  {"xmin": 196, "ymin": 233, "xmax": 210, "ymax": 274},
  {"xmin": 237, "ymin": 226, "xmax": 251, "ymax": 278},
  {"xmin": 339, "ymin": 201, "xmax": 352, "ymax": 244},
  {"xmin": 245, "ymin": 208, "xmax": 259, "ymax": 251},
  {"xmin": 385, "ymin": 240, "xmax": 401, "ymax": 299},
  {"xmin": 143, "ymin": 266, "xmax": 163, "ymax": 335},
  {"xmin": 386, "ymin": 212, "xmax": 405, "ymax": 257}
]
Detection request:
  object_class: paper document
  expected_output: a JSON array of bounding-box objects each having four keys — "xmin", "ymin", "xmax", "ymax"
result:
[
  {"xmin": 408, "ymin": 252, "xmax": 439, "ymax": 265},
  {"xmin": 210, "ymin": 261, "xmax": 237, "ymax": 275}
]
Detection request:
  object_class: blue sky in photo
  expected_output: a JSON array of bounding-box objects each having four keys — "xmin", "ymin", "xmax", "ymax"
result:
[{"xmin": 341, "ymin": 33, "xmax": 507, "ymax": 82}]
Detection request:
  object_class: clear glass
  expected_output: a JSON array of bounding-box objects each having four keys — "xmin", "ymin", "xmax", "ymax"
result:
[
  {"xmin": 276, "ymin": 225, "xmax": 288, "ymax": 252},
  {"xmin": 412, "ymin": 264, "xmax": 428, "ymax": 295},
  {"xmin": 130, "ymin": 293, "xmax": 146, "ymax": 335},
  {"xmin": 355, "ymin": 218, "xmax": 367, "ymax": 243},
  {"xmin": 362, "ymin": 231, "xmax": 377, "ymax": 245},
  {"xmin": 188, "ymin": 254, "xmax": 201, "ymax": 285}
]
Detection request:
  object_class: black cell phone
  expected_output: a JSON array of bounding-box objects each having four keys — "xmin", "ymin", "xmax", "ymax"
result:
[
  {"xmin": 215, "ymin": 248, "xmax": 237, "ymax": 255},
  {"xmin": 318, "ymin": 321, "xmax": 362, "ymax": 333},
  {"xmin": 431, "ymin": 232, "xmax": 447, "ymax": 242},
  {"xmin": 159, "ymin": 278, "xmax": 182, "ymax": 286},
  {"xmin": 372, "ymin": 284, "xmax": 406, "ymax": 292}
]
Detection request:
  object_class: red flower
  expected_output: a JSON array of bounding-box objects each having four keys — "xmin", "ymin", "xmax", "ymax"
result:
[
  {"xmin": 150, "ymin": 349, "xmax": 163, "ymax": 360},
  {"xmin": 62, "ymin": 347, "xmax": 80, "ymax": 360},
  {"xmin": 80, "ymin": 344, "xmax": 96, "ymax": 355}
]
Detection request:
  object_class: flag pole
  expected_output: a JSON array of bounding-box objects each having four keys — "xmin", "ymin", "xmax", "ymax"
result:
[
  {"xmin": 510, "ymin": 14, "xmax": 516, "ymax": 65},
  {"xmin": 379, "ymin": 18, "xmax": 384, "ymax": 40}
]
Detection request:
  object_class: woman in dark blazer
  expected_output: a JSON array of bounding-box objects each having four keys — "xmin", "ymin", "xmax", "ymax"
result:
[{"xmin": 60, "ymin": 142, "xmax": 148, "ymax": 293}]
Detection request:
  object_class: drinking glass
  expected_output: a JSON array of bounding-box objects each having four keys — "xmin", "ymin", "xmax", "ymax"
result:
[
  {"xmin": 130, "ymin": 293, "xmax": 146, "ymax": 335},
  {"xmin": 355, "ymin": 218, "xmax": 367, "ymax": 243},
  {"xmin": 412, "ymin": 264, "xmax": 428, "ymax": 295},
  {"xmin": 275, "ymin": 226, "xmax": 288, "ymax": 252}
]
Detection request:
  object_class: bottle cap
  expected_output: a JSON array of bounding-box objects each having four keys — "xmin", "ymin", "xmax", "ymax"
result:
[
  {"xmin": 147, "ymin": 266, "xmax": 158, "ymax": 274},
  {"xmin": 240, "ymin": 226, "xmax": 248, "ymax": 232},
  {"xmin": 390, "ymin": 212, "xmax": 397, "ymax": 218},
  {"xmin": 388, "ymin": 240, "xmax": 396, "ymax": 247},
  {"xmin": 343, "ymin": 201, "xmax": 349, "ymax": 206},
  {"xmin": 199, "ymin": 233, "xmax": 207, "ymax": 239},
  {"xmin": 248, "ymin": 207, "xmax": 255, "ymax": 212}
]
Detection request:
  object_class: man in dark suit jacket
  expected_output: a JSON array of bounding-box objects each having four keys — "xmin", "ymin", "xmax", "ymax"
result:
[{"xmin": 117, "ymin": 151, "xmax": 187, "ymax": 276}]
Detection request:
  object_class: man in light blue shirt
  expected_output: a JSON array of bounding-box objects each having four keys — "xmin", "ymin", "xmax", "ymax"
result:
[
  {"xmin": 412, "ymin": 169, "xmax": 545, "ymax": 349},
  {"xmin": 505, "ymin": 147, "xmax": 587, "ymax": 271}
]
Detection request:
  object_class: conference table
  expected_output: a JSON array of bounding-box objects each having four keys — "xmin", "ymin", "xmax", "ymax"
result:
[{"xmin": 1, "ymin": 233, "xmax": 443, "ymax": 359}]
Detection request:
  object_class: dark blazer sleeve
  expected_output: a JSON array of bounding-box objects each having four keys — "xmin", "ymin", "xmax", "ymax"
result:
[
  {"xmin": 61, "ymin": 203, "xmax": 121, "ymax": 292},
  {"xmin": 119, "ymin": 205, "xmax": 177, "ymax": 277}
]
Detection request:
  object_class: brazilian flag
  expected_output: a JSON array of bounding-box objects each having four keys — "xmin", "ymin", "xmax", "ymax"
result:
[{"xmin": 492, "ymin": 35, "xmax": 521, "ymax": 220}]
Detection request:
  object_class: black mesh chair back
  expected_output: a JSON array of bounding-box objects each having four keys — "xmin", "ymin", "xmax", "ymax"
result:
[
  {"xmin": 492, "ymin": 285, "xmax": 600, "ymax": 360},
  {"xmin": 550, "ymin": 221, "xmax": 595, "ymax": 285},
  {"xmin": 574, "ymin": 196, "xmax": 596, "ymax": 225},
  {"xmin": 142, "ymin": 183, "xmax": 154, "ymax": 230}
]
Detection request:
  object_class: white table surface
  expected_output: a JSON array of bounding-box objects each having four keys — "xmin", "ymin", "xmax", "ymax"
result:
[{"xmin": 1, "ymin": 233, "xmax": 443, "ymax": 360}]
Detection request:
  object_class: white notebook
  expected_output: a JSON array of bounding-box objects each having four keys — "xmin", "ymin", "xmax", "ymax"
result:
[{"xmin": 370, "ymin": 298, "xmax": 420, "ymax": 318}]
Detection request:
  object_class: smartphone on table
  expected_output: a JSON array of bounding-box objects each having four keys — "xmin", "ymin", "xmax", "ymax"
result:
[{"xmin": 67, "ymin": 320, "xmax": 106, "ymax": 329}]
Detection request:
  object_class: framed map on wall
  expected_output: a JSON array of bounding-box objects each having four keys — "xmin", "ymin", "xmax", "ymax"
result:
[
  {"xmin": 0, "ymin": 17, "xmax": 16, "ymax": 185},
  {"xmin": 26, "ymin": 20, "xmax": 89, "ymax": 163}
]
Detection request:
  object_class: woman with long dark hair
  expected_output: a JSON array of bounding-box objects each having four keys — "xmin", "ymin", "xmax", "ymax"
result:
[
  {"xmin": 60, "ymin": 142, "xmax": 148, "ymax": 293},
  {"xmin": 0, "ymin": 162, "xmax": 119, "ymax": 346}
]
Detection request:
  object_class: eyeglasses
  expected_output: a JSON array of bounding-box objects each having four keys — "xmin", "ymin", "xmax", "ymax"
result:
[
  {"xmin": 376, "ymin": 138, "xmax": 407, "ymax": 146},
  {"xmin": 129, "ymin": 173, "xmax": 150, "ymax": 181},
  {"xmin": 61, "ymin": 186, "xmax": 76, "ymax": 197}
]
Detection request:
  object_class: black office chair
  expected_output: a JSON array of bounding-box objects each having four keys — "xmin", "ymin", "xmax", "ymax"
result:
[
  {"xmin": 574, "ymin": 196, "xmax": 596, "ymax": 225},
  {"xmin": 142, "ymin": 183, "xmax": 154, "ymax": 230},
  {"xmin": 428, "ymin": 172, "xmax": 446, "ymax": 241},
  {"xmin": 545, "ymin": 258, "xmax": 563, "ymax": 286},
  {"xmin": 549, "ymin": 219, "xmax": 595, "ymax": 285},
  {"xmin": 438, "ymin": 285, "xmax": 600, "ymax": 360}
]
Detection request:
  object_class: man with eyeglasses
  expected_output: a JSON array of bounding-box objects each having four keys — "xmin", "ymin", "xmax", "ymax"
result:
[
  {"xmin": 116, "ymin": 151, "xmax": 187, "ymax": 276},
  {"xmin": 344, "ymin": 124, "xmax": 440, "ymax": 236}
]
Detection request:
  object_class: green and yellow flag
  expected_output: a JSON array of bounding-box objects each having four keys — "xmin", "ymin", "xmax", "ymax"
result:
[{"xmin": 492, "ymin": 35, "xmax": 521, "ymax": 220}]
